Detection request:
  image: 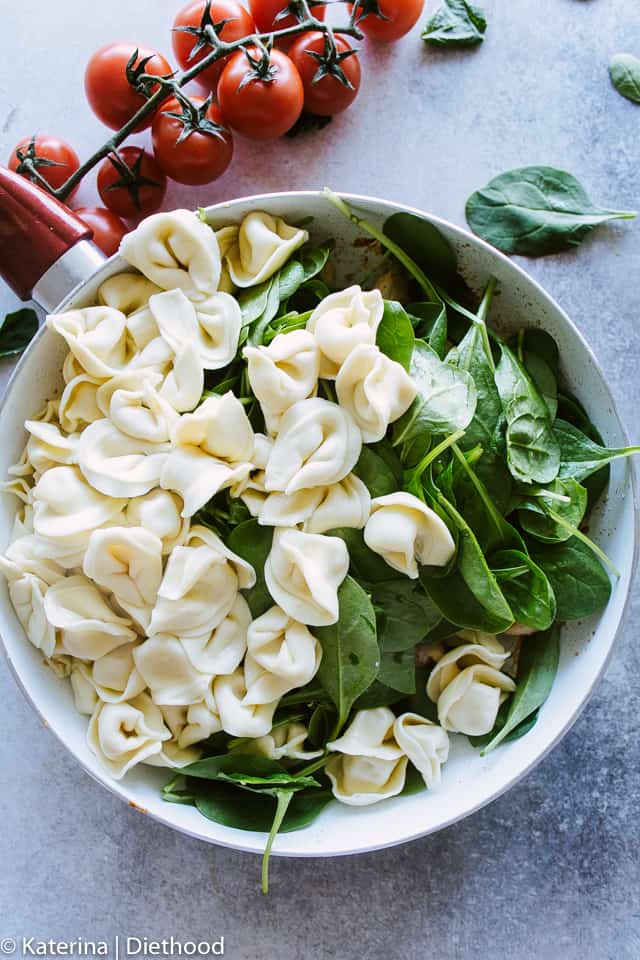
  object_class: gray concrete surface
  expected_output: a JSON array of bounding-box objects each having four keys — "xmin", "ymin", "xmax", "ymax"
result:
[{"xmin": 1, "ymin": 0, "xmax": 639, "ymax": 957}]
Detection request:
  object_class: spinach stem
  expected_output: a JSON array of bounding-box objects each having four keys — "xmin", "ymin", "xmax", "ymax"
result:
[
  {"xmin": 261, "ymin": 790, "xmax": 293, "ymax": 895},
  {"xmin": 451, "ymin": 441, "xmax": 504, "ymax": 534},
  {"xmin": 409, "ymin": 429, "xmax": 466, "ymax": 483},
  {"xmin": 475, "ymin": 276, "xmax": 497, "ymax": 372},
  {"xmin": 296, "ymin": 755, "xmax": 330, "ymax": 777}
]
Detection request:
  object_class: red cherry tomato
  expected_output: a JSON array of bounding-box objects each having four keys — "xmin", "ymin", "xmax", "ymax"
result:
[
  {"xmin": 8, "ymin": 135, "xmax": 81, "ymax": 196},
  {"xmin": 85, "ymin": 42, "xmax": 172, "ymax": 130},
  {"xmin": 152, "ymin": 96, "xmax": 234, "ymax": 185},
  {"xmin": 217, "ymin": 48, "xmax": 303, "ymax": 139},
  {"xmin": 172, "ymin": 1, "xmax": 255, "ymax": 93},
  {"xmin": 249, "ymin": 0, "xmax": 325, "ymax": 34},
  {"xmin": 350, "ymin": 0, "xmax": 424, "ymax": 41},
  {"xmin": 74, "ymin": 207, "xmax": 128, "ymax": 256},
  {"xmin": 288, "ymin": 32, "xmax": 361, "ymax": 116},
  {"xmin": 97, "ymin": 147, "xmax": 167, "ymax": 219}
]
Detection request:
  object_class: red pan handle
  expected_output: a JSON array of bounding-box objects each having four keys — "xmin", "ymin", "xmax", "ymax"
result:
[{"xmin": 0, "ymin": 166, "xmax": 93, "ymax": 301}]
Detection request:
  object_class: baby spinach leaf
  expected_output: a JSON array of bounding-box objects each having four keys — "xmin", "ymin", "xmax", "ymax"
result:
[
  {"xmin": 189, "ymin": 778, "xmax": 332, "ymax": 832},
  {"xmin": 181, "ymin": 753, "xmax": 288, "ymax": 782},
  {"xmin": 227, "ymin": 520, "xmax": 274, "ymax": 616},
  {"xmin": 553, "ymin": 418, "xmax": 640, "ymax": 483},
  {"xmin": 555, "ymin": 396, "xmax": 610, "ymax": 505},
  {"xmin": 372, "ymin": 578, "xmax": 442, "ymax": 650},
  {"xmin": 377, "ymin": 648, "xmax": 416, "ymax": 694},
  {"xmin": 354, "ymin": 444, "xmax": 401, "ymax": 498},
  {"xmin": 315, "ymin": 575, "xmax": 380, "ymax": 732},
  {"xmin": 490, "ymin": 549, "xmax": 556, "ymax": 631},
  {"xmin": 469, "ymin": 704, "xmax": 540, "ymax": 749},
  {"xmin": 383, "ymin": 211, "xmax": 458, "ymax": 289},
  {"xmin": 393, "ymin": 340, "xmax": 477, "ymax": 444},
  {"xmin": 423, "ymin": 0, "xmax": 487, "ymax": 47},
  {"xmin": 307, "ymin": 703, "xmax": 337, "ymax": 747},
  {"xmin": 0, "ymin": 308, "xmax": 38, "ymax": 357},
  {"xmin": 495, "ymin": 343, "xmax": 560, "ymax": 484},
  {"xmin": 529, "ymin": 538, "xmax": 611, "ymax": 620},
  {"xmin": 465, "ymin": 166, "xmax": 635, "ymax": 256},
  {"xmin": 481, "ymin": 623, "xmax": 560, "ymax": 754},
  {"xmin": 450, "ymin": 443, "xmax": 522, "ymax": 554},
  {"xmin": 408, "ymin": 301, "xmax": 448, "ymax": 358},
  {"xmin": 353, "ymin": 680, "xmax": 407, "ymax": 710},
  {"xmin": 609, "ymin": 53, "xmax": 640, "ymax": 104},
  {"xmin": 328, "ymin": 527, "xmax": 393, "ymax": 583},
  {"xmin": 518, "ymin": 477, "xmax": 588, "ymax": 543},
  {"xmin": 376, "ymin": 300, "xmax": 415, "ymax": 371}
]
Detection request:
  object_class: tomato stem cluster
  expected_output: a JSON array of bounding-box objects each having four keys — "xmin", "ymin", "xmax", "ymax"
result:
[{"xmin": 20, "ymin": 3, "xmax": 363, "ymax": 204}]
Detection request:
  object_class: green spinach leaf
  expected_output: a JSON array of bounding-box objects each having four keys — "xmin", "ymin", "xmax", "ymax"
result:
[
  {"xmin": 517, "ymin": 477, "xmax": 588, "ymax": 543},
  {"xmin": 377, "ymin": 648, "xmax": 416, "ymax": 694},
  {"xmin": 408, "ymin": 301, "xmax": 447, "ymax": 358},
  {"xmin": 383, "ymin": 211, "xmax": 458, "ymax": 289},
  {"xmin": 465, "ymin": 166, "xmax": 635, "ymax": 256},
  {"xmin": 553, "ymin": 418, "xmax": 640, "ymax": 483},
  {"xmin": 315, "ymin": 575, "xmax": 380, "ymax": 732},
  {"xmin": 372, "ymin": 578, "xmax": 442, "ymax": 650},
  {"xmin": 423, "ymin": 0, "xmax": 487, "ymax": 47},
  {"xmin": 529, "ymin": 538, "xmax": 611, "ymax": 620},
  {"xmin": 490, "ymin": 549, "xmax": 556, "ymax": 631},
  {"xmin": 376, "ymin": 300, "xmax": 415, "ymax": 370},
  {"xmin": 609, "ymin": 53, "xmax": 640, "ymax": 104},
  {"xmin": 227, "ymin": 520, "xmax": 274, "ymax": 616},
  {"xmin": 481, "ymin": 623, "xmax": 560, "ymax": 754},
  {"xmin": 0, "ymin": 308, "xmax": 38, "ymax": 357},
  {"xmin": 354, "ymin": 443, "xmax": 402, "ymax": 498}
]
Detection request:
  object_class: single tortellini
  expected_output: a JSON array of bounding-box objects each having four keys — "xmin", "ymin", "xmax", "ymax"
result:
[
  {"xmin": 133, "ymin": 634, "xmax": 212, "ymax": 706},
  {"xmin": 243, "ymin": 605, "xmax": 322, "ymax": 704},
  {"xmin": 163, "ymin": 683, "xmax": 224, "ymax": 749},
  {"xmin": 426, "ymin": 642, "xmax": 515, "ymax": 736},
  {"xmin": 265, "ymin": 528, "xmax": 349, "ymax": 627},
  {"xmin": 216, "ymin": 211, "xmax": 308, "ymax": 288},
  {"xmin": 87, "ymin": 692, "xmax": 171, "ymax": 779},
  {"xmin": 335, "ymin": 344, "xmax": 417, "ymax": 443},
  {"xmin": 214, "ymin": 667, "xmax": 278, "ymax": 739},
  {"xmin": 0, "ymin": 534, "xmax": 65, "ymax": 587},
  {"xmin": 1, "ymin": 570, "xmax": 56, "ymax": 656},
  {"xmin": 125, "ymin": 489, "xmax": 189, "ymax": 554},
  {"xmin": 96, "ymin": 371, "xmax": 179, "ymax": 444},
  {"xmin": 148, "ymin": 525, "xmax": 255, "ymax": 639},
  {"xmin": 326, "ymin": 707, "xmax": 408, "ymax": 807},
  {"xmin": 97, "ymin": 273, "xmax": 162, "ymax": 313},
  {"xmin": 393, "ymin": 713, "xmax": 450, "ymax": 789},
  {"xmin": 157, "ymin": 342, "xmax": 204, "ymax": 414},
  {"xmin": 264, "ymin": 398, "xmax": 362, "ymax": 495},
  {"xmin": 161, "ymin": 392, "xmax": 254, "ymax": 518},
  {"xmin": 58, "ymin": 373, "xmax": 102, "ymax": 433},
  {"xmin": 239, "ymin": 722, "xmax": 322, "ymax": 762},
  {"xmin": 181, "ymin": 594, "xmax": 251, "ymax": 676},
  {"xmin": 258, "ymin": 474, "xmax": 370, "ymax": 534},
  {"xmin": 119, "ymin": 209, "xmax": 222, "ymax": 299},
  {"xmin": 243, "ymin": 330, "xmax": 319, "ymax": 433},
  {"xmin": 306, "ymin": 286, "xmax": 384, "ymax": 378},
  {"xmin": 77, "ymin": 419, "xmax": 170, "ymax": 499},
  {"xmin": 149, "ymin": 288, "xmax": 241, "ymax": 371},
  {"xmin": 83, "ymin": 526, "xmax": 164, "ymax": 629},
  {"xmin": 74, "ymin": 642, "xmax": 146, "ymax": 706},
  {"xmin": 46, "ymin": 306, "xmax": 132, "ymax": 380},
  {"xmin": 44, "ymin": 575, "xmax": 137, "ymax": 660},
  {"xmin": 24, "ymin": 419, "xmax": 78, "ymax": 475},
  {"xmin": 364, "ymin": 492, "xmax": 455, "ymax": 578}
]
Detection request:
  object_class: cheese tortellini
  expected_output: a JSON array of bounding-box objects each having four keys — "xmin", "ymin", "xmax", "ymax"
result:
[
  {"xmin": 244, "ymin": 330, "xmax": 319, "ymax": 433},
  {"xmin": 335, "ymin": 344, "xmax": 417, "ymax": 442},
  {"xmin": 88, "ymin": 692, "xmax": 171, "ymax": 779},
  {"xmin": 216, "ymin": 211, "xmax": 308, "ymax": 288},
  {"xmin": 243, "ymin": 605, "xmax": 322, "ymax": 702},
  {"xmin": 265, "ymin": 528, "xmax": 349, "ymax": 626},
  {"xmin": 149, "ymin": 288, "xmax": 241, "ymax": 371},
  {"xmin": 326, "ymin": 708, "xmax": 408, "ymax": 807},
  {"xmin": 307, "ymin": 286, "xmax": 384, "ymax": 378},
  {"xmin": 364, "ymin": 492, "xmax": 455, "ymax": 578}
]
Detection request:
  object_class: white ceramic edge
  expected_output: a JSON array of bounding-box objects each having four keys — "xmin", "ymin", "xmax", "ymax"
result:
[{"xmin": 0, "ymin": 189, "xmax": 637, "ymax": 860}]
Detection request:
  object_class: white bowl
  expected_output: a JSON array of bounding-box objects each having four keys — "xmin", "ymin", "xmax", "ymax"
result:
[{"xmin": 0, "ymin": 191, "xmax": 636, "ymax": 857}]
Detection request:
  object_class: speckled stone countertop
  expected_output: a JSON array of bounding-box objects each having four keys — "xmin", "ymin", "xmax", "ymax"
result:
[{"xmin": 0, "ymin": 1, "xmax": 639, "ymax": 957}]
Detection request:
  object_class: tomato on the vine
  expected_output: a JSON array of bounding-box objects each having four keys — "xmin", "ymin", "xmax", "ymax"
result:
[
  {"xmin": 9, "ymin": 135, "xmax": 80, "ymax": 196},
  {"xmin": 172, "ymin": 1, "xmax": 256, "ymax": 93},
  {"xmin": 152, "ymin": 96, "xmax": 233, "ymax": 185},
  {"xmin": 85, "ymin": 43, "xmax": 172, "ymax": 130},
  {"xmin": 248, "ymin": 0, "xmax": 325, "ymax": 34},
  {"xmin": 350, "ymin": 0, "xmax": 424, "ymax": 41},
  {"xmin": 97, "ymin": 147, "xmax": 167, "ymax": 219},
  {"xmin": 217, "ymin": 47, "xmax": 303, "ymax": 139},
  {"xmin": 74, "ymin": 207, "xmax": 127, "ymax": 256},
  {"xmin": 288, "ymin": 32, "xmax": 361, "ymax": 116}
]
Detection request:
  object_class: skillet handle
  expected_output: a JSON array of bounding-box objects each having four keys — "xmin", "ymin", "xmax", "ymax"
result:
[{"xmin": 0, "ymin": 166, "xmax": 105, "ymax": 308}]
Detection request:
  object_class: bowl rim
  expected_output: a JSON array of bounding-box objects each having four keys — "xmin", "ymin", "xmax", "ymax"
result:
[{"xmin": 1, "ymin": 188, "xmax": 638, "ymax": 857}]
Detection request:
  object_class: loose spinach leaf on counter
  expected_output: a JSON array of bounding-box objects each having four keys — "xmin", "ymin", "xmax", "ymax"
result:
[
  {"xmin": 495, "ymin": 343, "xmax": 560, "ymax": 485},
  {"xmin": 376, "ymin": 300, "xmax": 415, "ymax": 370},
  {"xmin": 392, "ymin": 340, "xmax": 477, "ymax": 445},
  {"xmin": 479, "ymin": 623, "xmax": 560, "ymax": 754},
  {"xmin": 465, "ymin": 166, "xmax": 636, "ymax": 256},
  {"xmin": 609, "ymin": 53, "xmax": 640, "ymax": 104},
  {"xmin": 529, "ymin": 538, "xmax": 611, "ymax": 621},
  {"xmin": 553, "ymin": 419, "xmax": 640, "ymax": 483},
  {"xmin": 226, "ymin": 520, "xmax": 274, "ymax": 617},
  {"xmin": 490, "ymin": 549, "xmax": 556, "ymax": 631},
  {"xmin": 315, "ymin": 575, "xmax": 380, "ymax": 733},
  {"xmin": 423, "ymin": 0, "xmax": 487, "ymax": 48},
  {"xmin": 0, "ymin": 308, "xmax": 38, "ymax": 357}
]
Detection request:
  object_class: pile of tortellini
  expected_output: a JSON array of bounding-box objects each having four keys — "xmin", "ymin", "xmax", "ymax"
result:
[{"xmin": 0, "ymin": 208, "xmax": 517, "ymax": 808}]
